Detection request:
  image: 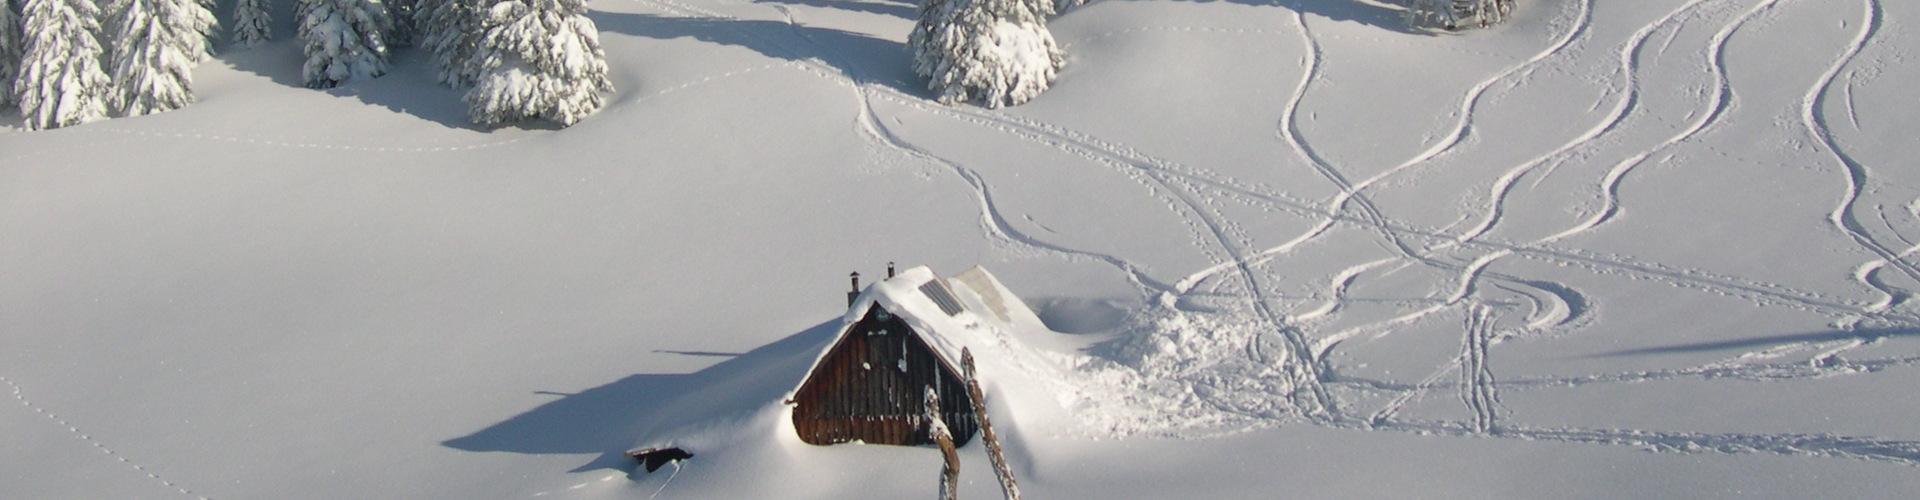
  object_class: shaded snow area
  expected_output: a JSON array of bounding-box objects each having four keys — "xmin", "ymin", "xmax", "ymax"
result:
[{"xmin": 5, "ymin": 0, "xmax": 1920, "ymax": 497}]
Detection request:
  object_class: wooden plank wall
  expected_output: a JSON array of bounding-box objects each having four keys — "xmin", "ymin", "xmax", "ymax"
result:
[{"xmin": 792, "ymin": 304, "xmax": 978, "ymax": 446}]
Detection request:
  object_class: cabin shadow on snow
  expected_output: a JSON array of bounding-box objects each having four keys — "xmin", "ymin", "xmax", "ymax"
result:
[
  {"xmin": 441, "ymin": 320, "xmax": 841, "ymax": 473},
  {"xmin": 587, "ymin": 11, "xmax": 926, "ymax": 98}
]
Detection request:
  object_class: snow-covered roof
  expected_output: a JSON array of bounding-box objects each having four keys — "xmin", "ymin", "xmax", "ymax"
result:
[{"xmin": 786, "ymin": 265, "xmax": 1040, "ymax": 399}]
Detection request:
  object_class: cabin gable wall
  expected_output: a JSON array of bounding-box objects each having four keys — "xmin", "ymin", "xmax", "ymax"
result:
[{"xmin": 791, "ymin": 304, "xmax": 978, "ymax": 446}]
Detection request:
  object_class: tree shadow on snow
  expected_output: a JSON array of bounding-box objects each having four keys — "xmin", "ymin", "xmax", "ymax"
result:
[
  {"xmin": 220, "ymin": 41, "xmax": 490, "ymax": 130},
  {"xmin": 588, "ymin": 11, "xmax": 926, "ymax": 98},
  {"xmin": 752, "ymin": 0, "xmax": 919, "ymax": 19},
  {"xmin": 441, "ymin": 319, "xmax": 839, "ymax": 473},
  {"xmin": 1100, "ymin": 0, "xmax": 1410, "ymax": 33},
  {"xmin": 218, "ymin": 41, "xmax": 311, "ymax": 90},
  {"xmin": 1590, "ymin": 327, "xmax": 1920, "ymax": 358},
  {"xmin": 729, "ymin": 0, "xmax": 1406, "ymax": 32}
]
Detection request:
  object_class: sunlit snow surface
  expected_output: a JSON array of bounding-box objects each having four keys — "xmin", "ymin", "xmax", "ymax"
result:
[{"xmin": 5, "ymin": 0, "xmax": 1920, "ymax": 497}]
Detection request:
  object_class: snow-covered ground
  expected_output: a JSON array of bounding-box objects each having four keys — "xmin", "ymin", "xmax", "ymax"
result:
[{"xmin": 6, "ymin": 0, "xmax": 1920, "ymax": 497}]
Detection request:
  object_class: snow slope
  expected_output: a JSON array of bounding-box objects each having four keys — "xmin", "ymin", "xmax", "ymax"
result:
[{"xmin": 5, "ymin": 0, "xmax": 1920, "ymax": 497}]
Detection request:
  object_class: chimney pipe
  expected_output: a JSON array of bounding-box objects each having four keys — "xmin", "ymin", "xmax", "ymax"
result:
[
  {"xmin": 847, "ymin": 272, "xmax": 861, "ymax": 307},
  {"xmin": 887, "ymin": 262, "xmax": 896, "ymax": 278}
]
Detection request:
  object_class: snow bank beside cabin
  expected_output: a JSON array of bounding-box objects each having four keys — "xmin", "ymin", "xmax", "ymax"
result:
[{"xmin": 624, "ymin": 266, "xmax": 1088, "ymax": 474}]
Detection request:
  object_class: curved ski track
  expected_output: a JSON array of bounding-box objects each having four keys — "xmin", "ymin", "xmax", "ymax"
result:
[
  {"xmin": 1538, "ymin": 0, "xmax": 1781, "ymax": 243},
  {"xmin": 1808, "ymin": 0, "xmax": 1914, "ymax": 315}
]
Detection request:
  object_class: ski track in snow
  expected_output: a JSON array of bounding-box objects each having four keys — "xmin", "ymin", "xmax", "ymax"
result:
[
  {"xmin": 3, "ymin": 376, "xmax": 211, "ymax": 500},
  {"xmin": 1058, "ymin": 25, "xmax": 1525, "ymax": 61},
  {"xmin": 1141, "ymin": 0, "xmax": 1606, "ymax": 427},
  {"xmin": 619, "ymin": 0, "xmax": 1253, "ymax": 309},
  {"xmin": 1536, "ymin": 0, "xmax": 1775, "ymax": 243},
  {"xmin": 1810, "ymin": 0, "xmax": 1913, "ymax": 315},
  {"xmin": 1050, "ymin": 0, "xmax": 1920, "ymax": 464},
  {"xmin": 1448, "ymin": 0, "xmax": 1709, "ymax": 250},
  {"xmin": 1458, "ymin": 306, "xmax": 1502, "ymax": 434},
  {"xmin": 1385, "ymin": 0, "xmax": 1774, "ymax": 357},
  {"xmin": 1171, "ymin": 0, "xmax": 1603, "ymax": 369}
]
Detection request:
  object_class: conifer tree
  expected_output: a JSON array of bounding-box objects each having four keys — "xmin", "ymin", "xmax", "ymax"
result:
[
  {"xmin": 418, "ymin": 0, "xmax": 482, "ymax": 87},
  {"xmin": 108, "ymin": 0, "xmax": 216, "ymax": 116},
  {"xmin": 463, "ymin": 0, "xmax": 611, "ymax": 126},
  {"xmin": 15, "ymin": 0, "xmax": 112, "ymax": 129},
  {"xmin": 385, "ymin": 0, "xmax": 414, "ymax": 46},
  {"xmin": 297, "ymin": 0, "xmax": 393, "ymax": 88},
  {"xmin": 231, "ymin": 0, "xmax": 271, "ymax": 46},
  {"xmin": 1407, "ymin": 0, "xmax": 1514, "ymax": 31},
  {"xmin": 1, "ymin": 0, "xmax": 24, "ymax": 108},
  {"xmin": 908, "ymin": 0, "xmax": 1063, "ymax": 108}
]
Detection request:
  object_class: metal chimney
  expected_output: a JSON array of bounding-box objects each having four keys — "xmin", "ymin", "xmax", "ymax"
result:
[{"xmin": 847, "ymin": 272, "xmax": 861, "ymax": 307}]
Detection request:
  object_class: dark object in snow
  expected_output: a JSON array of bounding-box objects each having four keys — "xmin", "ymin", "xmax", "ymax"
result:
[{"xmin": 626, "ymin": 447, "xmax": 693, "ymax": 472}]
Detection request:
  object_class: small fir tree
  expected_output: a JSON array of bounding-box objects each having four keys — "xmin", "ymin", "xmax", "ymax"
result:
[
  {"xmin": 297, "ymin": 0, "xmax": 393, "ymax": 88},
  {"xmin": 463, "ymin": 0, "xmax": 611, "ymax": 126},
  {"xmin": 908, "ymin": 0, "xmax": 1064, "ymax": 108},
  {"xmin": 16, "ymin": 0, "xmax": 112, "ymax": 129},
  {"xmin": 418, "ymin": 0, "xmax": 483, "ymax": 87},
  {"xmin": 385, "ymin": 0, "xmax": 414, "ymax": 46},
  {"xmin": 107, "ymin": 0, "xmax": 217, "ymax": 116},
  {"xmin": 1, "ymin": 0, "xmax": 24, "ymax": 108},
  {"xmin": 231, "ymin": 0, "xmax": 271, "ymax": 46},
  {"xmin": 1407, "ymin": 0, "xmax": 1514, "ymax": 31}
]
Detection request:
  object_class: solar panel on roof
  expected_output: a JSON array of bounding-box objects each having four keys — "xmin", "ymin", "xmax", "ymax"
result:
[
  {"xmin": 951, "ymin": 268, "xmax": 1009, "ymax": 323},
  {"xmin": 919, "ymin": 280, "xmax": 966, "ymax": 316}
]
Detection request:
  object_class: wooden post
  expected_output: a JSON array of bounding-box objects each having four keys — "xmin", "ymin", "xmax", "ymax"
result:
[
  {"xmin": 963, "ymin": 349, "xmax": 1021, "ymax": 500},
  {"xmin": 926, "ymin": 387, "xmax": 960, "ymax": 500}
]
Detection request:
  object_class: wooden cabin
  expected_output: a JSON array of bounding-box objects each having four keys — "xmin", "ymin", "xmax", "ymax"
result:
[
  {"xmin": 789, "ymin": 301, "xmax": 978, "ymax": 446},
  {"xmin": 787, "ymin": 265, "xmax": 1033, "ymax": 447}
]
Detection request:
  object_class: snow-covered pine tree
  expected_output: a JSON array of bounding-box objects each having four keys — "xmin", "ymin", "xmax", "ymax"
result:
[
  {"xmin": 418, "ymin": 0, "xmax": 483, "ymax": 87},
  {"xmin": 908, "ymin": 0, "xmax": 1064, "ymax": 108},
  {"xmin": 1050, "ymin": 0, "xmax": 1078, "ymax": 16},
  {"xmin": 15, "ymin": 0, "xmax": 112, "ymax": 129},
  {"xmin": 1, "ymin": 0, "xmax": 24, "ymax": 108},
  {"xmin": 463, "ymin": 0, "xmax": 611, "ymax": 126},
  {"xmin": 107, "ymin": 0, "xmax": 216, "ymax": 116},
  {"xmin": 296, "ymin": 0, "xmax": 393, "ymax": 88},
  {"xmin": 231, "ymin": 0, "xmax": 271, "ymax": 46},
  {"xmin": 1406, "ymin": 0, "xmax": 1514, "ymax": 31},
  {"xmin": 385, "ymin": 0, "xmax": 414, "ymax": 46},
  {"xmin": 410, "ymin": 0, "xmax": 439, "ymax": 36}
]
